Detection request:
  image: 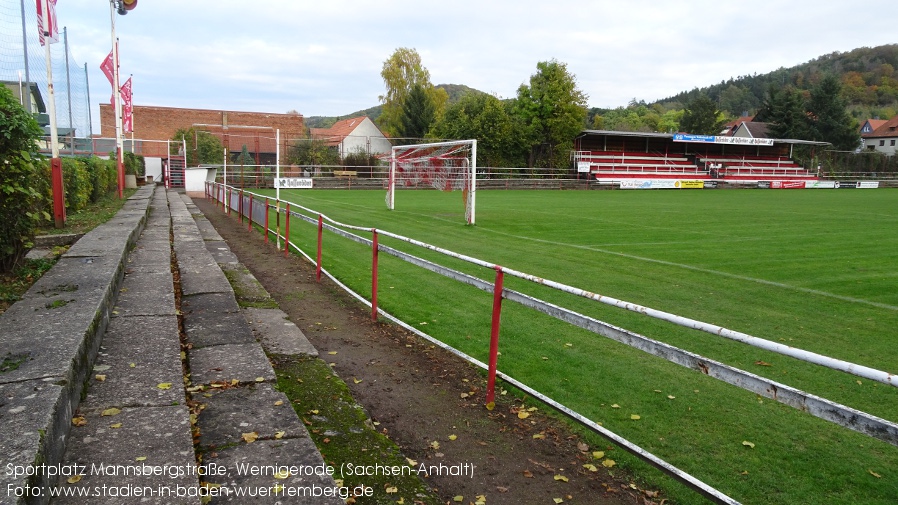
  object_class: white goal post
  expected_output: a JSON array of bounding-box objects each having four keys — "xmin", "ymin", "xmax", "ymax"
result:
[{"xmin": 387, "ymin": 139, "xmax": 477, "ymax": 225}]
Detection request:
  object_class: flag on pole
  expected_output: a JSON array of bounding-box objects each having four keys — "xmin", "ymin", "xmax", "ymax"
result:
[
  {"xmin": 36, "ymin": 0, "xmax": 59, "ymax": 46},
  {"xmin": 100, "ymin": 51, "xmax": 115, "ymax": 86},
  {"xmin": 121, "ymin": 77, "xmax": 133, "ymax": 133}
]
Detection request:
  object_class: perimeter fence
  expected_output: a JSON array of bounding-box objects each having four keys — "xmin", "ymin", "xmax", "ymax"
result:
[{"xmin": 205, "ymin": 181, "xmax": 898, "ymax": 504}]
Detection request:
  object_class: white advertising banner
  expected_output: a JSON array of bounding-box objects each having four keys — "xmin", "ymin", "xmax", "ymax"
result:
[
  {"xmin": 276, "ymin": 177, "xmax": 314, "ymax": 189},
  {"xmin": 857, "ymin": 181, "xmax": 880, "ymax": 189},
  {"xmin": 805, "ymin": 181, "xmax": 837, "ymax": 189},
  {"xmin": 577, "ymin": 162, "xmax": 591, "ymax": 173}
]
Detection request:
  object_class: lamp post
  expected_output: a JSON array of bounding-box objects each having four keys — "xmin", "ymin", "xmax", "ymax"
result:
[{"xmin": 109, "ymin": 0, "xmax": 136, "ymax": 198}]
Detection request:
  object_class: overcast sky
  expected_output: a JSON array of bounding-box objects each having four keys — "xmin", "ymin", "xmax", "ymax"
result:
[{"xmin": 52, "ymin": 0, "xmax": 896, "ymax": 120}]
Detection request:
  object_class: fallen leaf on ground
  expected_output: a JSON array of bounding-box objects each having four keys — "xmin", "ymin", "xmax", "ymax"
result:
[
  {"xmin": 611, "ymin": 404, "xmax": 620, "ymax": 409},
  {"xmin": 583, "ymin": 464, "xmax": 598, "ymax": 472},
  {"xmin": 554, "ymin": 474, "xmax": 569, "ymax": 482},
  {"xmin": 430, "ymin": 441, "xmax": 440, "ymax": 450},
  {"xmin": 95, "ymin": 374, "xmax": 106, "ymax": 382},
  {"xmin": 274, "ymin": 431, "xmax": 285, "ymax": 439},
  {"xmin": 135, "ymin": 457, "xmax": 146, "ymax": 461},
  {"xmin": 517, "ymin": 411, "xmax": 530, "ymax": 419},
  {"xmin": 157, "ymin": 383, "xmax": 172, "ymax": 390},
  {"xmin": 110, "ymin": 423, "xmax": 122, "ymax": 429},
  {"xmin": 72, "ymin": 416, "xmax": 87, "ymax": 427},
  {"xmin": 242, "ymin": 432, "xmax": 259, "ymax": 443},
  {"xmin": 448, "ymin": 434, "xmax": 457, "ymax": 441},
  {"xmin": 868, "ymin": 469, "xmax": 881, "ymax": 478},
  {"xmin": 592, "ymin": 451, "xmax": 604, "ymax": 459},
  {"xmin": 553, "ymin": 498, "xmax": 564, "ymax": 504},
  {"xmin": 631, "ymin": 414, "xmax": 641, "ymax": 420},
  {"xmin": 742, "ymin": 441, "xmax": 755, "ymax": 449},
  {"xmin": 67, "ymin": 475, "xmax": 82, "ymax": 484},
  {"xmin": 602, "ymin": 459, "xmax": 616, "ymax": 468},
  {"xmin": 523, "ymin": 470, "xmax": 533, "ymax": 478},
  {"xmin": 101, "ymin": 408, "xmax": 121, "ymax": 417}
]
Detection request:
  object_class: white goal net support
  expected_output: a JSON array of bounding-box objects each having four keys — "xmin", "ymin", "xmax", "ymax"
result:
[{"xmin": 386, "ymin": 140, "xmax": 477, "ymax": 225}]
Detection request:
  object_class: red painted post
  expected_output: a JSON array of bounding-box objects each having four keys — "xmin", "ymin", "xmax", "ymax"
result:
[
  {"xmin": 316, "ymin": 215, "xmax": 323, "ymax": 283},
  {"xmin": 486, "ymin": 266, "xmax": 505, "ymax": 406},
  {"xmin": 284, "ymin": 203, "xmax": 291, "ymax": 257},
  {"xmin": 264, "ymin": 198, "xmax": 270, "ymax": 244},
  {"xmin": 248, "ymin": 194, "xmax": 254, "ymax": 232},
  {"xmin": 226, "ymin": 187, "xmax": 231, "ymax": 215},
  {"xmin": 238, "ymin": 190, "xmax": 244, "ymax": 223},
  {"xmin": 50, "ymin": 158, "xmax": 66, "ymax": 228},
  {"xmin": 371, "ymin": 230, "xmax": 379, "ymax": 321}
]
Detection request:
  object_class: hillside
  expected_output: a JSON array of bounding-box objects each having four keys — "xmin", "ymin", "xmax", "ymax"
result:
[{"xmin": 653, "ymin": 44, "xmax": 898, "ymax": 121}]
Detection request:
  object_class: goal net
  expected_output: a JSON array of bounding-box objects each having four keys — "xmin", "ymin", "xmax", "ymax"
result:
[{"xmin": 386, "ymin": 140, "xmax": 477, "ymax": 225}]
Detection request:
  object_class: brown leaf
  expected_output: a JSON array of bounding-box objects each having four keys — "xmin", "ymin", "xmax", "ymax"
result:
[{"xmin": 523, "ymin": 470, "xmax": 533, "ymax": 478}]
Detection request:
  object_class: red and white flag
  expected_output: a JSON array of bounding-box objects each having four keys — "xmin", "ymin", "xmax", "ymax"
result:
[
  {"xmin": 36, "ymin": 0, "xmax": 58, "ymax": 46},
  {"xmin": 100, "ymin": 51, "xmax": 115, "ymax": 86},
  {"xmin": 121, "ymin": 77, "xmax": 133, "ymax": 133}
]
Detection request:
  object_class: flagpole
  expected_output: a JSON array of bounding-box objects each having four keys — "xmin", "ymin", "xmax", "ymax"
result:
[
  {"xmin": 110, "ymin": 2, "xmax": 124, "ymax": 198},
  {"xmin": 40, "ymin": 0, "xmax": 65, "ymax": 228}
]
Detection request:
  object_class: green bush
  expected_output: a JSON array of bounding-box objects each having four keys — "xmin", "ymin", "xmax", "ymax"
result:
[
  {"xmin": 84, "ymin": 156, "xmax": 117, "ymax": 202},
  {"xmin": 62, "ymin": 157, "xmax": 91, "ymax": 212},
  {"xmin": 0, "ymin": 86, "xmax": 46, "ymax": 272},
  {"xmin": 123, "ymin": 151, "xmax": 145, "ymax": 176}
]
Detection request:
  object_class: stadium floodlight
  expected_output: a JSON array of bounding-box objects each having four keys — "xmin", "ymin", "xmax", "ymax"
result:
[{"xmin": 387, "ymin": 140, "xmax": 477, "ymax": 225}]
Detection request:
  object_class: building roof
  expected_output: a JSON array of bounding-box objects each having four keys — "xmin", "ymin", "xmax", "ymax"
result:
[
  {"xmin": 734, "ymin": 121, "xmax": 770, "ymax": 138},
  {"xmin": 865, "ymin": 115, "xmax": 898, "ymax": 139},
  {"xmin": 310, "ymin": 116, "xmax": 381, "ymax": 144},
  {"xmin": 860, "ymin": 118, "xmax": 888, "ymax": 137},
  {"xmin": 720, "ymin": 115, "xmax": 754, "ymax": 136}
]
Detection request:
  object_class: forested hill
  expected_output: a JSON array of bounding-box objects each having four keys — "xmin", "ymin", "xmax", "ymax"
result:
[{"xmin": 653, "ymin": 44, "xmax": 898, "ymax": 121}]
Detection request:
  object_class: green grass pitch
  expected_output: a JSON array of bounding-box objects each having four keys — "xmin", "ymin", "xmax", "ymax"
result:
[{"xmin": 253, "ymin": 187, "xmax": 898, "ymax": 505}]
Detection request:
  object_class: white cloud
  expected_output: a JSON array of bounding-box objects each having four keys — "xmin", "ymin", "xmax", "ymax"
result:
[{"xmin": 38, "ymin": 0, "xmax": 898, "ymax": 125}]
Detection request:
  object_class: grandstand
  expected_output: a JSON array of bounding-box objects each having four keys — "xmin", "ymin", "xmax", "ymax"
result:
[{"xmin": 574, "ymin": 130, "xmax": 826, "ymax": 184}]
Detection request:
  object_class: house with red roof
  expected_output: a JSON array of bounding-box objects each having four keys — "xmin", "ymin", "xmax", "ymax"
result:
[
  {"xmin": 861, "ymin": 115, "xmax": 898, "ymax": 156},
  {"xmin": 310, "ymin": 116, "xmax": 391, "ymax": 160}
]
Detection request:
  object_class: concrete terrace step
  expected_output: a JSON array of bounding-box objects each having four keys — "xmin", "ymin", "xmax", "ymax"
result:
[
  {"xmin": 1, "ymin": 186, "xmax": 154, "ymax": 505},
  {"xmin": 0, "ymin": 186, "xmax": 341, "ymax": 504}
]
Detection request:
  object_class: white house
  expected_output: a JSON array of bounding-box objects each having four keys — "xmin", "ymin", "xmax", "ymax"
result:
[
  {"xmin": 310, "ymin": 116, "xmax": 391, "ymax": 160},
  {"xmin": 861, "ymin": 115, "xmax": 898, "ymax": 156}
]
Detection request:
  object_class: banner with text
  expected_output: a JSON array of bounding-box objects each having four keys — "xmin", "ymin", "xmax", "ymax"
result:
[
  {"xmin": 275, "ymin": 178, "xmax": 314, "ymax": 189},
  {"xmin": 673, "ymin": 133, "xmax": 775, "ymax": 146}
]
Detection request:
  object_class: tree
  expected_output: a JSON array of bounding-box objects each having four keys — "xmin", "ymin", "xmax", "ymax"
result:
[
  {"xmin": 287, "ymin": 139, "xmax": 340, "ymax": 167},
  {"xmin": 432, "ymin": 93, "xmax": 525, "ymax": 167},
  {"xmin": 679, "ymin": 94, "xmax": 727, "ymax": 135},
  {"xmin": 170, "ymin": 127, "xmax": 224, "ymax": 166},
  {"xmin": 399, "ymin": 84, "xmax": 435, "ymax": 141},
  {"xmin": 234, "ymin": 144, "xmax": 254, "ymax": 165},
  {"xmin": 0, "ymin": 86, "xmax": 46, "ymax": 271},
  {"xmin": 514, "ymin": 59, "xmax": 588, "ymax": 168},
  {"xmin": 805, "ymin": 74, "xmax": 860, "ymax": 151},
  {"xmin": 378, "ymin": 48, "xmax": 447, "ymax": 138},
  {"xmin": 757, "ymin": 85, "xmax": 808, "ymax": 140}
]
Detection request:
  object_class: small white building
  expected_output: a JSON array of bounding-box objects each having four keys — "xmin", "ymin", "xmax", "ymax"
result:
[
  {"xmin": 310, "ymin": 116, "xmax": 391, "ymax": 160},
  {"xmin": 861, "ymin": 115, "xmax": 898, "ymax": 156}
]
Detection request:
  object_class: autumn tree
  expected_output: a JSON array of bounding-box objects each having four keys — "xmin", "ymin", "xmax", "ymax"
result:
[
  {"xmin": 378, "ymin": 48, "xmax": 447, "ymax": 139},
  {"xmin": 679, "ymin": 94, "xmax": 726, "ymax": 135},
  {"xmin": 514, "ymin": 59, "xmax": 587, "ymax": 168}
]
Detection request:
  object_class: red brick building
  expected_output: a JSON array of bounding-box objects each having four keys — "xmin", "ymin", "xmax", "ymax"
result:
[{"xmin": 99, "ymin": 104, "xmax": 305, "ymax": 161}]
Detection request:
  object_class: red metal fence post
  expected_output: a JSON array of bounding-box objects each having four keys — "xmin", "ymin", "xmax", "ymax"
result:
[
  {"xmin": 316, "ymin": 215, "xmax": 323, "ymax": 283},
  {"xmin": 486, "ymin": 266, "xmax": 505, "ymax": 406},
  {"xmin": 264, "ymin": 198, "xmax": 270, "ymax": 244},
  {"xmin": 238, "ymin": 189, "xmax": 244, "ymax": 223},
  {"xmin": 284, "ymin": 203, "xmax": 291, "ymax": 257},
  {"xmin": 248, "ymin": 194, "xmax": 254, "ymax": 232},
  {"xmin": 371, "ymin": 229, "xmax": 379, "ymax": 321}
]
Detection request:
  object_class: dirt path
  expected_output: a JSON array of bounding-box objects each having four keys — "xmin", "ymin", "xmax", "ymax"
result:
[{"xmin": 194, "ymin": 197, "xmax": 663, "ymax": 505}]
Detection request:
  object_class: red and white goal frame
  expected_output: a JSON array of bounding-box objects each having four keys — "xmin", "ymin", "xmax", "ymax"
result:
[{"xmin": 386, "ymin": 139, "xmax": 477, "ymax": 225}]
